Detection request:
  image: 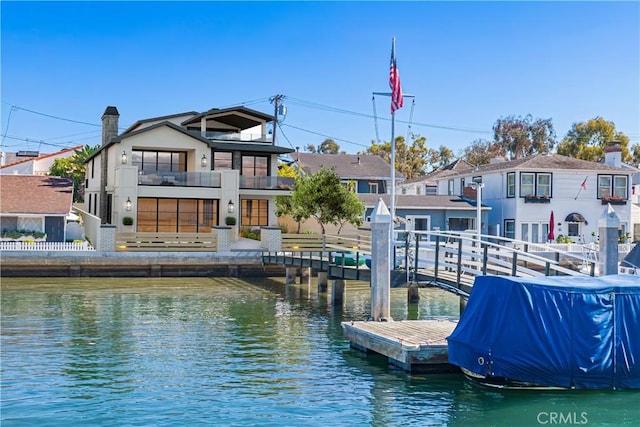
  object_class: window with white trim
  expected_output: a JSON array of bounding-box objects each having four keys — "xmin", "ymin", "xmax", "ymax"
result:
[{"xmin": 507, "ymin": 172, "xmax": 515, "ymax": 197}]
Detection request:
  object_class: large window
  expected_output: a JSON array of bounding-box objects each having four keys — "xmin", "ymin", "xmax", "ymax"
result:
[
  {"xmin": 132, "ymin": 150, "xmax": 186, "ymax": 173},
  {"xmin": 520, "ymin": 173, "xmax": 535, "ymax": 196},
  {"xmin": 598, "ymin": 175, "xmax": 628, "ymax": 199},
  {"xmin": 213, "ymin": 152, "xmax": 232, "ymax": 170},
  {"xmin": 241, "ymin": 199, "xmax": 268, "ymax": 226},
  {"xmin": 242, "ymin": 155, "xmax": 268, "ymax": 176},
  {"xmin": 506, "ymin": 172, "xmax": 515, "ymax": 197},
  {"xmin": 137, "ymin": 198, "xmax": 218, "ymax": 232},
  {"xmin": 520, "ymin": 172, "xmax": 552, "ymax": 198}
]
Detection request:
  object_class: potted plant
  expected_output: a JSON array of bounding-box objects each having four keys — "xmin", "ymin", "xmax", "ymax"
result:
[{"xmin": 122, "ymin": 216, "xmax": 134, "ymax": 232}]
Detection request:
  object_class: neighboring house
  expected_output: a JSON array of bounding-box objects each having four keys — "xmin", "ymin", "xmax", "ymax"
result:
[
  {"xmin": 283, "ymin": 153, "xmax": 487, "ymax": 234},
  {"xmin": 360, "ymin": 193, "xmax": 489, "ymax": 235},
  {"xmin": 399, "ymin": 159, "xmax": 474, "ymax": 196},
  {"xmin": 0, "ymin": 175, "xmax": 74, "ymax": 241},
  {"xmin": 84, "ymin": 106, "xmax": 295, "ymax": 232},
  {"xmin": 0, "ymin": 146, "xmax": 83, "ymax": 176},
  {"xmin": 295, "ymin": 152, "xmax": 402, "ymax": 194},
  {"xmin": 433, "ymin": 146, "xmax": 637, "ymax": 243}
]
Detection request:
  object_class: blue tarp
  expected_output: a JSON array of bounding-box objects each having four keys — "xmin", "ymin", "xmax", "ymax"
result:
[{"xmin": 447, "ymin": 274, "xmax": 640, "ymax": 389}]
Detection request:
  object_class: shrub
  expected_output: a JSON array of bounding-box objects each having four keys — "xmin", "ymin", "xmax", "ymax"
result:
[
  {"xmin": 122, "ymin": 216, "xmax": 134, "ymax": 226},
  {"xmin": 225, "ymin": 216, "xmax": 237, "ymax": 226}
]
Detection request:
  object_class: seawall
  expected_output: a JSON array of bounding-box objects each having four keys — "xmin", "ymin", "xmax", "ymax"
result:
[{"xmin": 0, "ymin": 251, "xmax": 286, "ymax": 278}]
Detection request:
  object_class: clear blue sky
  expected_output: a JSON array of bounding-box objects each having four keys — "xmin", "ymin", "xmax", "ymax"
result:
[{"xmin": 2, "ymin": 1, "xmax": 639, "ymax": 157}]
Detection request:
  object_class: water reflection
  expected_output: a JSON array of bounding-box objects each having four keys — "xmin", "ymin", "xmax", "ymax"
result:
[{"xmin": 2, "ymin": 277, "xmax": 638, "ymax": 426}]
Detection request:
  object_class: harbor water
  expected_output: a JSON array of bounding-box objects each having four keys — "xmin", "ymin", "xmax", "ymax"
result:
[{"xmin": 2, "ymin": 277, "xmax": 639, "ymax": 426}]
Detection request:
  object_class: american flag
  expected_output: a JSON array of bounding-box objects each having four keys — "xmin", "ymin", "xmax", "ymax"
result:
[
  {"xmin": 389, "ymin": 39, "xmax": 403, "ymax": 113},
  {"xmin": 581, "ymin": 177, "xmax": 587, "ymax": 190}
]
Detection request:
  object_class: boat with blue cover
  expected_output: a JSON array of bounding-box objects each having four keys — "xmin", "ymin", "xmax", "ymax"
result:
[{"xmin": 447, "ymin": 274, "xmax": 640, "ymax": 390}]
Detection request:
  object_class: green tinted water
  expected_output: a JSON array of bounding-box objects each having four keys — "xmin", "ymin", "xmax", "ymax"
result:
[{"xmin": 1, "ymin": 277, "xmax": 638, "ymax": 426}]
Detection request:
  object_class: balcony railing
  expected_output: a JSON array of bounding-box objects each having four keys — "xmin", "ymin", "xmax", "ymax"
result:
[
  {"xmin": 198, "ymin": 131, "xmax": 273, "ymax": 143},
  {"xmin": 240, "ymin": 176, "xmax": 295, "ymax": 190},
  {"xmin": 138, "ymin": 171, "xmax": 221, "ymax": 188}
]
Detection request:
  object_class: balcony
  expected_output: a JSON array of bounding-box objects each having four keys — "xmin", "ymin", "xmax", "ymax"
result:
[
  {"xmin": 138, "ymin": 171, "xmax": 221, "ymax": 188},
  {"xmin": 524, "ymin": 195, "xmax": 550, "ymax": 203},
  {"xmin": 240, "ymin": 176, "xmax": 295, "ymax": 190}
]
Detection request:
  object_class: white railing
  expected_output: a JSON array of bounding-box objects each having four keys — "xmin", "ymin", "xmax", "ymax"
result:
[{"xmin": 0, "ymin": 241, "xmax": 94, "ymax": 251}]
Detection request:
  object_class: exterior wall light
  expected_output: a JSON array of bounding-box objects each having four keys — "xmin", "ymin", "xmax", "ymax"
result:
[
  {"xmin": 126, "ymin": 197, "xmax": 132, "ymax": 211},
  {"xmin": 227, "ymin": 200, "xmax": 235, "ymax": 213},
  {"xmin": 201, "ymin": 154, "xmax": 208, "ymax": 168},
  {"xmin": 121, "ymin": 151, "xmax": 128, "ymax": 164}
]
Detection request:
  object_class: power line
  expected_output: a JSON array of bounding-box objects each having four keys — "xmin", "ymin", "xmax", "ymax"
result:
[
  {"xmin": 7, "ymin": 104, "xmax": 102, "ymax": 127},
  {"xmin": 286, "ymin": 96, "xmax": 493, "ymax": 135},
  {"xmin": 281, "ymin": 123, "xmax": 369, "ymax": 149}
]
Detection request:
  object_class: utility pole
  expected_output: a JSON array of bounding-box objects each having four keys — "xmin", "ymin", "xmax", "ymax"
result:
[{"xmin": 269, "ymin": 94, "xmax": 285, "ymax": 145}]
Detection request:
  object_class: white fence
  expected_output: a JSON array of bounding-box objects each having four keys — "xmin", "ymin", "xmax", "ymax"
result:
[{"xmin": 0, "ymin": 241, "xmax": 95, "ymax": 251}]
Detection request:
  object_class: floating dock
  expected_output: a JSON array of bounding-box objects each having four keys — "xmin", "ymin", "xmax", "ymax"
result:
[{"xmin": 342, "ymin": 319, "xmax": 459, "ymax": 373}]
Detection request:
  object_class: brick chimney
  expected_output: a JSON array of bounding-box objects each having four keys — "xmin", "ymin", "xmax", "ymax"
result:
[
  {"xmin": 604, "ymin": 140, "xmax": 622, "ymax": 167},
  {"xmin": 101, "ymin": 106, "xmax": 119, "ymax": 147},
  {"xmin": 463, "ymin": 185, "xmax": 477, "ymax": 199},
  {"xmin": 100, "ymin": 106, "xmax": 119, "ymax": 223}
]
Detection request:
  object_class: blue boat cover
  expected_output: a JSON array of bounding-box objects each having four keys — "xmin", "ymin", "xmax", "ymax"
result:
[{"xmin": 447, "ymin": 274, "xmax": 640, "ymax": 389}]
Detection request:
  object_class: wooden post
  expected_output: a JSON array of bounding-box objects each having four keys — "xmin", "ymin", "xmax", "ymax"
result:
[
  {"xmin": 285, "ymin": 267, "xmax": 297, "ymax": 284},
  {"xmin": 370, "ymin": 199, "xmax": 391, "ymax": 321},
  {"xmin": 598, "ymin": 204, "xmax": 620, "ymax": 276},
  {"xmin": 317, "ymin": 271, "xmax": 328, "ymax": 293},
  {"xmin": 407, "ymin": 283, "xmax": 420, "ymax": 303},
  {"xmin": 331, "ymin": 279, "xmax": 345, "ymax": 305}
]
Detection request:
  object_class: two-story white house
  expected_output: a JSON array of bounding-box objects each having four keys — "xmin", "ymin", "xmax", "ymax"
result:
[
  {"xmin": 433, "ymin": 148, "xmax": 637, "ymax": 244},
  {"xmin": 84, "ymin": 106, "xmax": 295, "ymax": 233}
]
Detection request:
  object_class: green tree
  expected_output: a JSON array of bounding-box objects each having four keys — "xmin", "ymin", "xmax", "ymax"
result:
[
  {"xmin": 49, "ymin": 144, "xmax": 99, "ymax": 202},
  {"xmin": 426, "ymin": 145, "xmax": 455, "ymax": 171},
  {"xmin": 557, "ymin": 117, "xmax": 631, "ymax": 162},
  {"xmin": 306, "ymin": 138, "xmax": 340, "ymax": 154},
  {"xmin": 278, "ymin": 167, "xmax": 364, "ymax": 234},
  {"xmin": 363, "ymin": 135, "xmax": 428, "ymax": 179},
  {"xmin": 460, "ymin": 139, "xmax": 506, "ymax": 166},
  {"xmin": 631, "ymin": 144, "xmax": 640, "ymax": 167},
  {"xmin": 493, "ymin": 114, "xmax": 556, "ymax": 159}
]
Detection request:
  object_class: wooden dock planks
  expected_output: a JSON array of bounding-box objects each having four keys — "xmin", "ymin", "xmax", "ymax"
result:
[{"xmin": 342, "ymin": 319, "xmax": 459, "ymax": 373}]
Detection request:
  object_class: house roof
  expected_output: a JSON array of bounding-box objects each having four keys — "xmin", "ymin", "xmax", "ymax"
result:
[
  {"xmin": 115, "ymin": 121, "xmax": 293, "ymax": 154},
  {"xmin": 88, "ymin": 119, "xmax": 294, "ymax": 162},
  {"xmin": 296, "ymin": 153, "xmax": 402, "ymax": 180},
  {"xmin": 358, "ymin": 194, "xmax": 489, "ymax": 211},
  {"xmin": 0, "ymin": 175, "xmax": 73, "ymax": 215},
  {"xmin": 122, "ymin": 111, "xmax": 199, "ymax": 135},
  {"xmin": 403, "ymin": 158, "xmax": 475, "ymax": 185},
  {"xmin": 181, "ymin": 106, "xmax": 274, "ymax": 130},
  {"xmin": 0, "ymin": 145, "xmax": 83, "ymax": 170},
  {"xmin": 448, "ymin": 153, "xmax": 629, "ymax": 178}
]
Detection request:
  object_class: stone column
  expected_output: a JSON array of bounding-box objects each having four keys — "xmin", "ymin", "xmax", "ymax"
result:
[
  {"xmin": 214, "ymin": 226, "xmax": 231, "ymax": 252},
  {"xmin": 260, "ymin": 226, "xmax": 282, "ymax": 251},
  {"xmin": 598, "ymin": 204, "xmax": 620, "ymax": 276},
  {"xmin": 370, "ymin": 198, "xmax": 391, "ymax": 322}
]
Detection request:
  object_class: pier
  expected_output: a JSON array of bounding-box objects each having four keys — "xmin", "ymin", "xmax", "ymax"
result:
[{"xmin": 342, "ymin": 319, "xmax": 459, "ymax": 373}]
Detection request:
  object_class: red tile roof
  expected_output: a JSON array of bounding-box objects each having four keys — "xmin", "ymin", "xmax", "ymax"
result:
[
  {"xmin": 0, "ymin": 175, "xmax": 74, "ymax": 214},
  {"xmin": 0, "ymin": 145, "xmax": 83, "ymax": 169}
]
